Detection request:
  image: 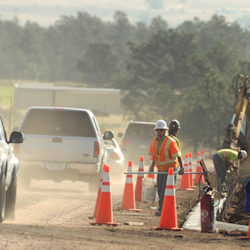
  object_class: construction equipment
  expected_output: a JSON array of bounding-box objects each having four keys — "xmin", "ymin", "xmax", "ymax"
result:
[
  {"xmin": 213, "ymin": 74, "xmax": 250, "ymax": 221},
  {"xmin": 222, "ymin": 74, "xmax": 250, "ymax": 180}
]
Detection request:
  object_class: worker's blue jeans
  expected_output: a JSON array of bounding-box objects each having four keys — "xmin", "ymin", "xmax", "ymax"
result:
[{"xmin": 213, "ymin": 153, "xmax": 226, "ymax": 191}]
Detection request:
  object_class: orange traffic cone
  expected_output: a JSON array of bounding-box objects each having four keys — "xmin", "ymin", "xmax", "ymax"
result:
[
  {"xmin": 179, "ymin": 153, "xmax": 193, "ymax": 190},
  {"xmin": 195, "ymin": 152, "xmax": 205, "ymax": 185},
  {"xmin": 188, "ymin": 152, "xmax": 194, "ymax": 188},
  {"xmin": 93, "ymin": 173, "xmax": 103, "ymax": 218},
  {"xmin": 240, "ymin": 220, "xmax": 250, "ymax": 239},
  {"xmin": 119, "ymin": 161, "xmax": 141, "ymax": 211},
  {"xmin": 90, "ymin": 164, "xmax": 119, "ymax": 226},
  {"xmin": 135, "ymin": 156, "xmax": 144, "ymax": 201},
  {"xmin": 155, "ymin": 168, "xmax": 183, "ymax": 231},
  {"xmin": 201, "ymin": 149, "xmax": 205, "ymax": 160},
  {"xmin": 147, "ymin": 156, "xmax": 154, "ymax": 179}
]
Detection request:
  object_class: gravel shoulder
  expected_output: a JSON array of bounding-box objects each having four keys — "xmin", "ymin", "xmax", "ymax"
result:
[{"xmin": 0, "ymin": 176, "xmax": 249, "ymax": 250}]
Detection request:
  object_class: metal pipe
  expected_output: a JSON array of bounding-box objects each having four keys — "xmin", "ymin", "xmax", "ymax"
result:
[{"xmin": 123, "ymin": 171, "xmax": 207, "ymax": 175}]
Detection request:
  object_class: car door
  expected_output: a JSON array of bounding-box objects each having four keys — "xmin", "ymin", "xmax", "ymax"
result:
[{"xmin": 0, "ymin": 118, "xmax": 9, "ymax": 166}]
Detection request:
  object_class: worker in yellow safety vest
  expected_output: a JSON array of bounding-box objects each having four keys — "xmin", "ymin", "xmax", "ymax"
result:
[
  {"xmin": 213, "ymin": 148, "xmax": 247, "ymax": 193},
  {"xmin": 168, "ymin": 119, "xmax": 183, "ymax": 185},
  {"xmin": 169, "ymin": 119, "xmax": 181, "ymax": 151},
  {"xmin": 149, "ymin": 120, "xmax": 184, "ymax": 216}
]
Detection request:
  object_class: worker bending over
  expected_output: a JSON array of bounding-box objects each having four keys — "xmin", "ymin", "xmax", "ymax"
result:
[
  {"xmin": 212, "ymin": 148, "xmax": 247, "ymax": 192},
  {"xmin": 149, "ymin": 120, "xmax": 184, "ymax": 216}
]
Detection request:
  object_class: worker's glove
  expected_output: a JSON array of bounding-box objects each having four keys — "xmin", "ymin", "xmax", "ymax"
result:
[{"xmin": 178, "ymin": 167, "xmax": 184, "ymax": 175}]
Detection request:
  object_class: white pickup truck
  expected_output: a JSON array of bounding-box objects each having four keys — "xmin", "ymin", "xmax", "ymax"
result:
[{"xmin": 15, "ymin": 106, "xmax": 112, "ymax": 191}]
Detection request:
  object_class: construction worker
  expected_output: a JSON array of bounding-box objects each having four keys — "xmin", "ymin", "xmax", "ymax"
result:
[
  {"xmin": 212, "ymin": 148, "xmax": 247, "ymax": 192},
  {"xmin": 169, "ymin": 119, "xmax": 181, "ymax": 150},
  {"xmin": 149, "ymin": 120, "xmax": 184, "ymax": 216}
]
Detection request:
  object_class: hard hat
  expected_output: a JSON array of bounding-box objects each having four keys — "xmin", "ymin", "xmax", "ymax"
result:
[
  {"xmin": 169, "ymin": 120, "xmax": 181, "ymax": 131},
  {"xmin": 154, "ymin": 120, "xmax": 168, "ymax": 130},
  {"xmin": 239, "ymin": 150, "xmax": 247, "ymax": 160}
]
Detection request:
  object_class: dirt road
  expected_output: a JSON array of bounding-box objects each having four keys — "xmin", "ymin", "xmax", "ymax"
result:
[{"xmin": 0, "ymin": 179, "xmax": 249, "ymax": 249}]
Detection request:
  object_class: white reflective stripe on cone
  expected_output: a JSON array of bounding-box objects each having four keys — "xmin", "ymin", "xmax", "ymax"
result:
[
  {"xmin": 165, "ymin": 185, "xmax": 175, "ymax": 196},
  {"xmin": 184, "ymin": 158, "xmax": 189, "ymax": 173},
  {"xmin": 126, "ymin": 177, "xmax": 133, "ymax": 183},
  {"xmin": 138, "ymin": 161, "xmax": 144, "ymax": 177},
  {"xmin": 165, "ymin": 166, "xmax": 175, "ymax": 196},
  {"xmin": 101, "ymin": 168, "xmax": 111, "ymax": 192},
  {"xmin": 127, "ymin": 166, "xmax": 132, "ymax": 173},
  {"xmin": 101, "ymin": 182, "xmax": 111, "ymax": 192},
  {"xmin": 201, "ymin": 150, "xmax": 205, "ymax": 160}
]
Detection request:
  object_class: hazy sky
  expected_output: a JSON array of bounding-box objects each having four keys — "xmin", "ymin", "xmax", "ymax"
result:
[{"xmin": 1, "ymin": 0, "xmax": 250, "ymax": 27}]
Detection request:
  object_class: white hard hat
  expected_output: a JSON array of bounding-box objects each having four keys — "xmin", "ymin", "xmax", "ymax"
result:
[
  {"xmin": 154, "ymin": 120, "xmax": 168, "ymax": 130},
  {"xmin": 240, "ymin": 150, "xmax": 247, "ymax": 160}
]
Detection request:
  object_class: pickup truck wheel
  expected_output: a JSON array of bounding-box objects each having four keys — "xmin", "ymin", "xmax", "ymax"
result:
[
  {"xmin": 5, "ymin": 169, "xmax": 17, "ymax": 220},
  {"xmin": 0, "ymin": 172, "xmax": 6, "ymax": 222}
]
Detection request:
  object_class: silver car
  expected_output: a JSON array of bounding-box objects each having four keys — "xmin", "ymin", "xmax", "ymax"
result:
[{"xmin": 0, "ymin": 117, "xmax": 23, "ymax": 222}]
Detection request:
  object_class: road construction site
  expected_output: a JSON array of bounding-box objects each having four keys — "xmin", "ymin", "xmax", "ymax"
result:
[
  {"xmin": 0, "ymin": 156, "xmax": 248, "ymax": 250},
  {"xmin": 0, "ymin": 75, "xmax": 250, "ymax": 249}
]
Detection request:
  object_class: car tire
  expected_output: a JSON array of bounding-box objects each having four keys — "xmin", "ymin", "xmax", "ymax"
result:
[
  {"xmin": 5, "ymin": 169, "xmax": 17, "ymax": 220},
  {"xmin": 0, "ymin": 170, "xmax": 6, "ymax": 222}
]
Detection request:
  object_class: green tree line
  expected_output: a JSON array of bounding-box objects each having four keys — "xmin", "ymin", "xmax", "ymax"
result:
[{"xmin": 0, "ymin": 12, "xmax": 250, "ymax": 150}]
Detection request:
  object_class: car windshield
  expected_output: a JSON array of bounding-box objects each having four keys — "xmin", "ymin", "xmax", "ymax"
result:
[
  {"xmin": 125, "ymin": 123, "xmax": 155, "ymax": 140},
  {"xmin": 20, "ymin": 109, "xmax": 96, "ymax": 137}
]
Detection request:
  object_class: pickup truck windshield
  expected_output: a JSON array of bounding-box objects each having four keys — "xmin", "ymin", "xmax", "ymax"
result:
[{"xmin": 20, "ymin": 109, "xmax": 96, "ymax": 137}]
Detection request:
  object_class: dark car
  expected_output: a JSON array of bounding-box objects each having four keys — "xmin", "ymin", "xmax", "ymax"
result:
[{"xmin": 119, "ymin": 121, "xmax": 155, "ymax": 167}]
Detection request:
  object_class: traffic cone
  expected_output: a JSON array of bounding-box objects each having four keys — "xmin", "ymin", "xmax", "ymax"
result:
[
  {"xmin": 90, "ymin": 164, "xmax": 119, "ymax": 226},
  {"xmin": 195, "ymin": 152, "xmax": 205, "ymax": 185},
  {"xmin": 201, "ymin": 149, "xmax": 205, "ymax": 160},
  {"xmin": 93, "ymin": 173, "xmax": 103, "ymax": 218},
  {"xmin": 155, "ymin": 168, "xmax": 183, "ymax": 231},
  {"xmin": 239, "ymin": 220, "xmax": 250, "ymax": 239},
  {"xmin": 179, "ymin": 153, "xmax": 194, "ymax": 190},
  {"xmin": 147, "ymin": 156, "xmax": 155, "ymax": 179},
  {"xmin": 119, "ymin": 161, "xmax": 141, "ymax": 211},
  {"xmin": 135, "ymin": 156, "xmax": 144, "ymax": 201},
  {"xmin": 188, "ymin": 152, "xmax": 194, "ymax": 188}
]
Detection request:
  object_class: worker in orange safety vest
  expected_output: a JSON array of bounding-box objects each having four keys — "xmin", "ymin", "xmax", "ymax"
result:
[{"xmin": 149, "ymin": 120, "xmax": 184, "ymax": 216}]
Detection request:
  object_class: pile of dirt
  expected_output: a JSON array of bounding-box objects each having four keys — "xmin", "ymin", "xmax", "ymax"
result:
[{"xmin": 223, "ymin": 183, "xmax": 250, "ymax": 225}]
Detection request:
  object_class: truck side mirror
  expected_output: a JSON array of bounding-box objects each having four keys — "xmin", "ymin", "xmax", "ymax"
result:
[
  {"xmin": 103, "ymin": 131, "xmax": 114, "ymax": 140},
  {"xmin": 9, "ymin": 131, "xmax": 23, "ymax": 143}
]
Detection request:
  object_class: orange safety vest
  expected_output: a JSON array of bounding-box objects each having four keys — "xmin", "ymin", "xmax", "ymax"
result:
[{"xmin": 149, "ymin": 136, "xmax": 181, "ymax": 172}]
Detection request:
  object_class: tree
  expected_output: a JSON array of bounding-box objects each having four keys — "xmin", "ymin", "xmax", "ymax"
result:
[
  {"xmin": 180, "ymin": 71, "xmax": 234, "ymax": 151},
  {"xmin": 77, "ymin": 43, "xmax": 119, "ymax": 86},
  {"xmin": 117, "ymin": 29, "xmax": 201, "ymax": 119}
]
